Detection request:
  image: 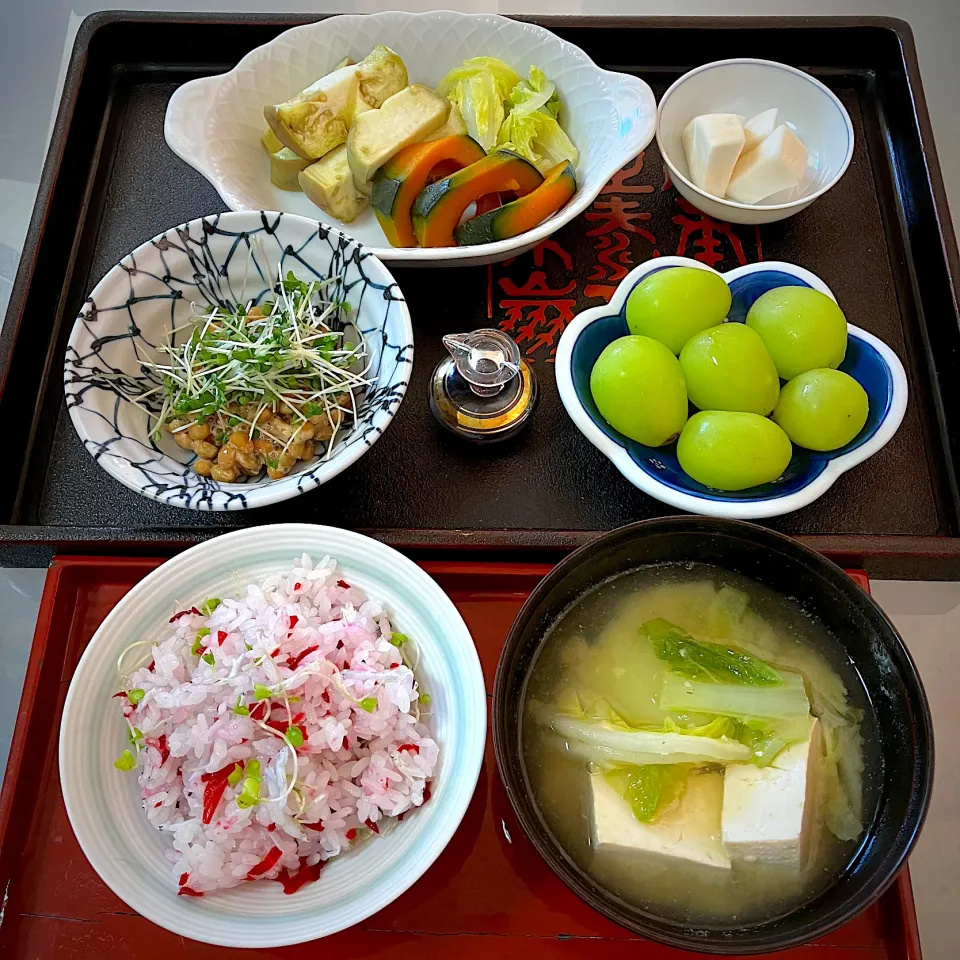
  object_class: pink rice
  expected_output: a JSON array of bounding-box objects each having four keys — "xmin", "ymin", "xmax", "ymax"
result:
[{"xmin": 113, "ymin": 553, "xmax": 437, "ymax": 894}]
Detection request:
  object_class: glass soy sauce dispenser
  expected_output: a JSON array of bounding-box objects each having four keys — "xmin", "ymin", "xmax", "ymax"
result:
[{"xmin": 429, "ymin": 328, "xmax": 538, "ymax": 443}]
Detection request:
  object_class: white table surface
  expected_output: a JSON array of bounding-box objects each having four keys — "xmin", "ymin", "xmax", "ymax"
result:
[{"xmin": 0, "ymin": 3, "xmax": 958, "ymax": 957}]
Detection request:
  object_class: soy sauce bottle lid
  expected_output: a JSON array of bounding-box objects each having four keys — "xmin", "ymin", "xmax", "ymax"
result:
[
  {"xmin": 442, "ymin": 329, "xmax": 521, "ymax": 396},
  {"xmin": 429, "ymin": 328, "xmax": 537, "ymax": 443}
]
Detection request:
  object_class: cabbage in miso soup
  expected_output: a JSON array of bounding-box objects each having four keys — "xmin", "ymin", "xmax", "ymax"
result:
[{"xmin": 521, "ymin": 563, "xmax": 876, "ymax": 925}]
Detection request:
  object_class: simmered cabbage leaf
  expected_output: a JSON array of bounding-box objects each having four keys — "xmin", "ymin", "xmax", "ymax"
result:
[
  {"xmin": 820, "ymin": 708, "xmax": 865, "ymax": 840},
  {"xmin": 438, "ymin": 57, "xmax": 520, "ymax": 152},
  {"xmin": 643, "ymin": 618, "xmax": 783, "ymax": 685},
  {"xmin": 604, "ymin": 763, "xmax": 690, "ymax": 823},
  {"xmin": 497, "ymin": 66, "xmax": 577, "ymax": 173},
  {"xmin": 659, "ymin": 672, "xmax": 810, "ymax": 721},
  {"xmin": 556, "ymin": 628, "xmax": 668, "ymax": 727},
  {"xmin": 438, "ymin": 57, "xmax": 520, "ymax": 100},
  {"xmin": 498, "ymin": 107, "xmax": 578, "ymax": 174},
  {"xmin": 531, "ymin": 701, "xmax": 752, "ymax": 766},
  {"xmin": 506, "ymin": 65, "xmax": 558, "ymax": 119},
  {"xmin": 690, "ymin": 586, "xmax": 866, "ymax": 839}
]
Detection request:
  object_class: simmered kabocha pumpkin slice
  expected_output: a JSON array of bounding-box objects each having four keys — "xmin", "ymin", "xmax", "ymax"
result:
[
  {"xmin": 371, "ymin": 135, "xmax": 486, "ymax": 247},
  {"xmin": 475, "ymin": 193, "xmax": 502, "ymax": 216},
  {"xmin": 455, "ymin": 161, "xmax": 576, "ymax": 245},
  {"xmin": 412, "ymin": 149, "xmax": 544, "ymax": 248}
]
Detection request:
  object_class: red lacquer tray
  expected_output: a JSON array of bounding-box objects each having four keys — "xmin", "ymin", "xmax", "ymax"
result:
[{"xmin": 0, "ymin": 558, "xmax": 921, "ymax": 959}]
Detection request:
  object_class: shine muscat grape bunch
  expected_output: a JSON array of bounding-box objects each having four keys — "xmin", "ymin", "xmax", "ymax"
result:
[{"xmin": 589, "ymin": 267, "xmax": 869, "ymax": 492}]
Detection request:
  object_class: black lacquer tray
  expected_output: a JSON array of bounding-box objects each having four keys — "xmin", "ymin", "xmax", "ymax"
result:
[{"xmin": 1, "ymin": 13, "xmax": 959, "ymax": 576}]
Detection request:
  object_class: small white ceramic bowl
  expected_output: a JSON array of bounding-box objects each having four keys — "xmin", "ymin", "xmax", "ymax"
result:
[
  {"xmin": 64, "ymin": 211, "xmax": 412, "ymax": 511},
  {"xmin": 59, "ymin": 524, "xmax": 486, "ymax": 947},
  {"xmin": 164, "ymin": 10, "xmax": 656, "ymax": 266},
  {"xmin": 555, "ymin": 256, "xmax": 908, "ymax": 520},
  {"xmin": 656, "ymin": 59, "xmax": 854, "ymax": 225}
]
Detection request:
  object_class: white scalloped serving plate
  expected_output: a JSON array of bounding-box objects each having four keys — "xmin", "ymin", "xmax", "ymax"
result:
[{"xmin": 164, "ymin": 10, "xmax": 656, "ymax": 266}]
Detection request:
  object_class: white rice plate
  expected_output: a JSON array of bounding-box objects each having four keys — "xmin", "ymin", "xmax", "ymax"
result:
[{"xmin": 114, "ymin": 554, "xmax": 437, "ymax": 896}]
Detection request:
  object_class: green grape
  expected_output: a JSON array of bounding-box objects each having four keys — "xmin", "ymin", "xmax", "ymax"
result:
[
  {"xmin": 626, "ymin": 267, "xmax": 732, "ymax": 354},
  {"xmin": 677, "ymin": 411, "xmax": 792, "ymax": 491},
  {"xmin": 590, "ymin": 335, "xmax": 688, "ymax": 446},
  {"xmin": 679, "ymin": 323, "xmax": 780, "ymax": 415},
  {"xmin": 773, "ymin": 368, "xmax": 869, "ymax": 451},
  {"xmin": 745, "ymin": 286, "xmax": 847, "ymax": 380}
]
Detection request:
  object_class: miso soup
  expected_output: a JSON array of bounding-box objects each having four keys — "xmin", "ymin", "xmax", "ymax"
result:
[{"xmin": 521, "ymin": 563, "xmax": 878, "ymax": 926}]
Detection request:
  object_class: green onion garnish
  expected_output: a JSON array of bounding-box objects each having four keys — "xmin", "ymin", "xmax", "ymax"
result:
[
  {"xmin": 286, "ymin": 726, "xmax": 304, "ymax": 748},
  {"xmin": 134, "ymin": 270, "xmax": 373, "ymax": 457},
  {"xmin": 191, "ymin": 630, "xmax": 209, "ymax": 656},
  {"xmin": 236, "ymin": 759, "xmax": 262, "ymax": 808}
]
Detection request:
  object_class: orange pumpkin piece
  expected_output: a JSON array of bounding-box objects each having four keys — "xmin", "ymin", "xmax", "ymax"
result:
[
  {"xmin": 371, "ymin": 135, "xmax": 486, "ymax": 248},
  {"xmin": 411, "ymin": 150, "xmax": 544, "ymax": 248},
  {"xmin": 475, "ymin": 193, "xmax": 502, "ymax": 216},
  {"xmin": 455, "ymin": 161, "xmax": 577, "ymax": 246}
]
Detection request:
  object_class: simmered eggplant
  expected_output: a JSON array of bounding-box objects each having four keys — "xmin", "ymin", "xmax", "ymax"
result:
[
  {"xmin": 347, "ymin": 84, "xmax": 450, "ymax": 185},
  {"xmin": 264, "ymin": 47, "xmax": 407, "ymax": 160},
  {"xmin": 299, "ymin": 144, "xmax": 369, "ymax": 222}
]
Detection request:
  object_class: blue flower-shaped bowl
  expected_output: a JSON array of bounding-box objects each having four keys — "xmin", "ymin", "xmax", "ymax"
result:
[{"xmin": 556, "ymin": 256, "xmax": 908, "ymax": 519}]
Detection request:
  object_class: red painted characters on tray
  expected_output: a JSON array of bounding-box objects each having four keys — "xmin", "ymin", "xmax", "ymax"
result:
[
  {"xmin": 487, "ymin": 149, "xmax": 762, "ymax": 360},
  {"xmin": 673, "ymin": 196, "xmax": 753, "ymax": 268},
  {"xmin": 494, "ymin": 240, "xmax": 578, "ymax": 363},
  {"xmin": 584, "ymin": 153, "xmax": 660, "ymax": 302}
]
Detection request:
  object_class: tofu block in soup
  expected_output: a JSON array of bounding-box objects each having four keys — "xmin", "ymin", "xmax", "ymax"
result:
[
  {"xmin": 592, "ymin": 769, "xmax": 731, "ymax": 872},
  {"xmin": 521, "ymin": 564, "xmax": 875, "ymax": 925},
  {"xmin": 722, "ymin": 717, "xmax": 822, "ymax": 870}
]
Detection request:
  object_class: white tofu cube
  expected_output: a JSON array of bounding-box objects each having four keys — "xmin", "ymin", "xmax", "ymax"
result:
[
  {"xmin": 721, "ymin": 718, "xmax": 822, "ymax": 869},
  {"xmin": 742, "ymin": 108, "xmax": 779, "ymax": 152},
  {"xmin": 681, "ymin": 114, "xmax": 746, "ymax": 199},
  {"xmin": 591, "ymin": 770, "xmax": 731, "ymax": 872},
  {"xmin": 726, "ymin": 124, "xmax": 809, "ymax": 204}
]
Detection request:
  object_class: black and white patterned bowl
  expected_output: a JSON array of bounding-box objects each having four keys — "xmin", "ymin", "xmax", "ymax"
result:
[{"xmin": 64, "ymin": 211, "xmax": 413, "ymax": 510}]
